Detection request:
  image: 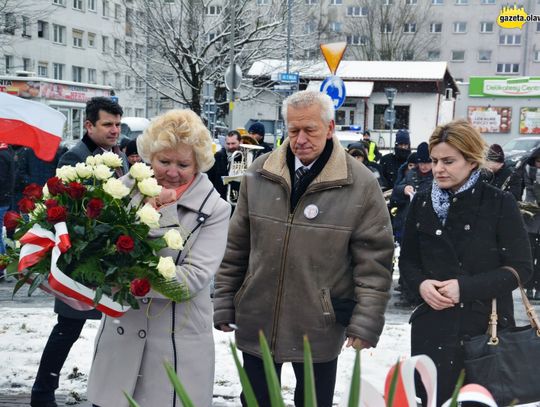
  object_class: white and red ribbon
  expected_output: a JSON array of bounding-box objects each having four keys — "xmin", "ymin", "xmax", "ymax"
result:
[{"xmin": 18, "ymin": 222, "xmax": 130, "ymax": 317}]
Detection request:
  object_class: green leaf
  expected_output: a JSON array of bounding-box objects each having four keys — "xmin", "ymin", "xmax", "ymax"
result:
[
  {"xmin": 448, "ymin": 369, "xmax": 465, "ymax": 407},
  {"xmin": 94, "ymin": 223, "xmax": 113, "ymax": 235},
  {"xmin": 229, "ymin": 341, "xmax": 259, "ymax": 407},
  {"xmin": 12, "ymin": 270, "xmax": 32, "ymax": 298},
  {"xmin": 164, "ymin": 361, "xmax": 195, "ymax": 407},
  {"xmin": 93, "ymin": 286, "xmax": 103, "ymax": 305},
  {"xmin": 124, "ymin": 391, "xmax": 142, "ymax": 407},
  {"xmin": 151, "ymin": 277, "xmax": 191, "ymax": 303},
  {"xmin": 28, "ymin": 273, "xmax": 45, "ymax": 296},
  {"xmin": 348, "ymin": 350, "xmax": 361, "ymax": 407},
  {"xmin": 303, "ymin": 336, "xmax": 317, "ymax": 407},
  {"xmin": 6, "ymin": 260, "xmax": 18, "ymax": 276},
  {"xmin": 386, "ymin": 360, "xmax": 401, "ymax": 407},
  {"xmin": 259, "ymin": 331, "xmax": 285, "ymax": 407}
]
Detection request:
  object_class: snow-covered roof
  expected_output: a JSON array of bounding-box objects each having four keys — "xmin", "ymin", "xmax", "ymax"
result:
[{"xmin": 249, "ymin": 59, "xmax": 452, "ymax": 82}]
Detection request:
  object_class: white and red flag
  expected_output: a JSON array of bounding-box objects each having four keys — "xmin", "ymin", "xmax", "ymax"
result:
[{"xmin": 0, "ymin": 92, "xmax": 66, "ymax": 161}]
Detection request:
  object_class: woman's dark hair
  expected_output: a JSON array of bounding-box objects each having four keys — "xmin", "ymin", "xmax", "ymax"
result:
[{"xmin": 85, "ymin": 97, "xmax": 123, "ymax": 124}]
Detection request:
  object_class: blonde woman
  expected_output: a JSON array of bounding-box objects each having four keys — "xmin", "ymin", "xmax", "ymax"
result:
[
  {"xmin": 87, "ymin": 109, "xmax": 230, "ymax": 407},
  {"xmin": 399, "ymin": 119, "xmax": 532, "ymax": 405}
]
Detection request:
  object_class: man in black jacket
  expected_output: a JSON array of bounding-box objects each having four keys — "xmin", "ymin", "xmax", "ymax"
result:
[
  {"xmin": 207, "ymin": 130, "xmax": 242, "ymax": 203},
  {"xmin": 248, "ymin": 122, "xmax": 272, "ymax": 157},
  {"xmin": 31, "ymin": 97, "xmax": 126, "ymax": 407},
  {"xmin": 0, "ymin": 143, "xmax": 14, "ymax": 280},
  {"xmin": 380, "ymin": 129, "xmax": 411, "ymax": 187}
]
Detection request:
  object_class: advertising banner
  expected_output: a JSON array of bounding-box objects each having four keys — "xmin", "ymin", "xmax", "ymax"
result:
[
  {"xmin": 467, "ymin": 106, "xmax": 511, "ymax": 133},
  {"xmin": 520, "ymin": 107, "xmax": 540, "ymax": 134}
]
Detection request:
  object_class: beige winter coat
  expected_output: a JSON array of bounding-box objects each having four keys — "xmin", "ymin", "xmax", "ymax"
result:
[
  {"xmin": 87, "ymin": 173, "xmax": 230, "ymax": 407},
  {"xmin": 213, "ymin": 137, "xmax": 394, "ymax": 363}
]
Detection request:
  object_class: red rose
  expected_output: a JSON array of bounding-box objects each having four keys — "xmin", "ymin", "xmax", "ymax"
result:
[
  {"xmin": 86, "ymin": 198, "xmax": 104, "ymax": 219},
  {"xmin": 46, "ymin": 177, "xmax": 65, "ymax": 196},
  {"xmin": 116, "ymin": 235, "xmax": 135, "ymax": 253},
  {"xmin": 130, "ymin": 278, "xmax": 151, "ymax": 297},
  {"xmin": 44, "ymin": 199, "xmax": 59, "ymax": 209},
  {"xmin": 3, "ymin": 211, "xmax": 22, "ymax": 231},
  {"xmin": 67, "ymin": 182, "xmax": 86, "ymax": 200},
  {"xmin": 46, "ymin": 205, "xmax": 68, "ymax": 224},
  {"xmin": 23, "ymin": 183, "xmax": 43, "ymax": 201},
  {"xmin": 18, "ymin": 197, "xmax": 36, "ymax": 213}
]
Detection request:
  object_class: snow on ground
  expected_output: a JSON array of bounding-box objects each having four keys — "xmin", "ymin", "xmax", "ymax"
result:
[{"xmin": 0, "ymin": 304, "xmax": 410, "ymax": 406}]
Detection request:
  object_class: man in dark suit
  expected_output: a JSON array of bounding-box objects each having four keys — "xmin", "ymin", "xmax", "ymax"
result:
[
  {"xmin": 31, "ymin": 97, "xmax": 126, "ymax": 407},
  {"xmin": 207, "ymin": 130, "xmax": 241, "ymax": 202}
]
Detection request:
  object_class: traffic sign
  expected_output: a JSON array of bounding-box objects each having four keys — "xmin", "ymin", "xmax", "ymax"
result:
[
  {"xmin": 278, "ymin": 72, "xmax": 299, "ymax": 83},
  {"xmin": 225, "ymin": 64, "xmax": 242, "ymax": 92},
  {"xmin": 110, "ymin": 96, "xmax": 118, "ymax": 103},
  {"xmin": 384, "ymin": 108, "xmax": 396, "ymax": 126},
  {"xmin": 274, "ymin": 84, "xmax": 294, "ymax": 92},
  {"xmin": 320, "ymin": 75, "xmax": 346, "ymax": 109}
]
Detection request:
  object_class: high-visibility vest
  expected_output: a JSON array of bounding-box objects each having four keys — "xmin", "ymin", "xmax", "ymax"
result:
[{"xmin": 367, "ymin": 140, "xmax": 377, "ymax": 162}]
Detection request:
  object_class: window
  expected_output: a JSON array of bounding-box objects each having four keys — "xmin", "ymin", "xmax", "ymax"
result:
[
  {"xmin": 125, "ymin": 8, "xmax": 133, "ymax": 36},
  {"xmin": 37, "ymin": 20, "xmax": 49, "ymax": 39},
  {"xmin": 88, "ymin": 32, "xmax": 95, "ymax": 47},
  {"xmin": 534, "ymin": 50, "xmax": 540, "ymax": 62},
  {"xmin": 88, "ymin": 0, "xmax": 96, "ymax": 11},
  {"xmin": 256, "ymin": 0, "xmax": 269, "ymax": 4},
  {"xmin": 478, "ymin": 50, "xmax": 492, "ymax": 61},
  {"xmin": 381, "ymin": 23, "xmax": 392, "ymax": 33},
  {"xmin": 135, "ymin": 108, "xmax": 144, "ymax": 118},
  {"xmin": 87, "ymin": 68, "xmax": 96, "ymax": 84},
  {"xmin": 453, "ymin": 22, "xmax": 467, "ymax": 33},
  {"xmin": 38, "ymin": 62, "xmax": 48, "ymax": 76},
  {"xmin": 330, "ymin": 21, "xmax": 342, "ymax": 32},
  {"xmin": 432, "ymin": 0, "xmax": 443, "ymax": 4},
  {"xmin": 136, "ymin": 78, "xmax": 144, "ymax": 92},
  {"xmin": 331, "ymin": 0, "xmax": 343, "ymax": 4},
  {"xmin": 73, "ymin": 0, "xmax": 83, "ymax": 10},
  {"xmin": 114, "ymin": 72, "xmax": 121, "ymax": 88},
  {"xmin": 53, "ymin": 0, "xmax": 66, "ymax": 5},
  {"xmin": 102, "ymin": 35, "xmax": 109, "ymax": 52},
  {"xmin": 124, "ymin": 75, "xmax": 132, "ymax": 89},
  {"xmin": 406, "ymin": 0, "xmax": 417, "ymax": 4},
  {"xmin": 114, "ymin": 4, "xmax": 121, "ymax": 20},
  {"xmin": 125, "ymin": 41, "xmax": 132, "ymax": 55},
  {"xmin": 135, "ymin": 44, "xmax": 144, "ymax": 57},
  {"xmin": 499, "ymin": 34, "xmax": 521, "ymax": 45},
  {"xmin": 451, "ymin": 50, "xmax": 465, "ymax": 61},
  {"xmin": 427, "ymin": 50, "xmax": 440, "ymax": 60},
  {"xmin": 304, "ymin": 49, "xmax": 317, "ymax": 59},
  {"xmin": 481, "ymin": 0, "xmax": 495, "ymax": 3},
  {"xmin": 53, "ymin": 24, "xmax": 66, "ymax": 44},
  {"xmin": 304, "ymin": 20, "xmax": 316, "ymax": 34},
  {"xmin": 480, "ymin": 22, "xmax": 493, "ymax": 33},
  {"xmin": 72, "ymin": 65, "xmax": 83, "ymax": 82},
  {"xmin": 53, "ymin": 62, "xmax": 64, "ymax": 79},
  {"xmin": 206, "ymin": 5, "xmax": 222, "ymax": 15},
  {"xmin": 305, "ymin": 0, "xmax": 318, "ymax": 3},
  {"xmin": 374, "ymin": 104, "xmax": 410, "ymax": 130},
  {"xmin": 402, "ymin": 49, "xmax": 414, "ymax": 60},
  {"xmin": 22, "ymin": 16, "xmax": 31, "ymax": 37},
  {"xmin": 4, "ymin": 55, "xmax": 13, "ymax": 73},
  {"xmin": 497, "ymin": 63, "xmax": 519, "ymax": 74},
  {"xmin": 102, "ymin": 70, "xmax": 108, "ymax": 85},
  {"xmin": 404, "ymin": 23, "xmax": 416, "ymax": 33},
  {"xmin": 4, "ymin": 13, "xmax": 15, "ymax": 35},
  {"xmin": 537, "ymin": 22, "xmax": 540, "ymax": 32},
  {"xmin": 102, "ymin": 0, "xmax": 109, "ymax": 17},
  {"xmin": 455, "ymin": 0, "xmax": 468, "ymax": 4},
  {"xmin": 72, "ymin": 29, "xmax": 83, "ymax": 48},
  {"xmin": 23, "ymin": 58, "xmax": 32, "ymax": 71},
  {"xmin": 207, "ymin": 32, "xmax": 216, "ymax": 42},
  {"xmin": 383, "ymin": 0, "xmax": 394, "ymax": 5},
  {"xmin": 114, "ymin": 38, "xmax": 121, "ymax": 55},
  {"xmin": 430, "ymin": 22, "xmax": 442, "ymax": 33},
  {"xmin": 347, "ymin": 6, "xmax": 367, "ymax": 16},
  {"xmin": 346, "ymin": 34, "xmax": 367, "ymax": 45}
]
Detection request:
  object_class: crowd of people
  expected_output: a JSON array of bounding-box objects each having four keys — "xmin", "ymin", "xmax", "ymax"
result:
[{"xmin": 0, "ymin": 91, "xmax": 538, "ymax": 407}]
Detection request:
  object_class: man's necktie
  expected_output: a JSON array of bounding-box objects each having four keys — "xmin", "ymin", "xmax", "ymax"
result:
[{"xmin": 293, "ymin": 166, "xmax": 309, "ymax": 194}]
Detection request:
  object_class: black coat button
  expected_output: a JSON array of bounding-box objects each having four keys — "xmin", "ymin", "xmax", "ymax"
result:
[
  {"xmin": 141, "ymin": 298, "xmax": 149, "ymax": 304},
  {"xmin": 138, "ymin": 329, "xmax": 146, "ymax": 338},
  {"xmin": 117, "ymin": 327, "xmax": 124, "ymax": 335}
]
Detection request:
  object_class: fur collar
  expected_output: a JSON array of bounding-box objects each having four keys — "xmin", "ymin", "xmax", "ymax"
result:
[{"xmin": 261, "ymin": 136, "xmax": 352, "ymax": 188}]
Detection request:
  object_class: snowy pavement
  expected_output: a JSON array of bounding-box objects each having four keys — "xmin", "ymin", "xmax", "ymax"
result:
[{"xmin": 0, "ymin": 278, "xmax": 537, "ymax": 406}]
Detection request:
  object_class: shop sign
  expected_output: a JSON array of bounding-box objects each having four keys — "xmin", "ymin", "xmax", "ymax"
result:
[{"xmin": 469, "ymin": 77, "xmax": 540, "ymax": 98}]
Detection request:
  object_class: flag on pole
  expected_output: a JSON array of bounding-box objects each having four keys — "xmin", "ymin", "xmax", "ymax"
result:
[{"xmin": 0, "ymin": 92, "xmax": 66, "ymax": 161}]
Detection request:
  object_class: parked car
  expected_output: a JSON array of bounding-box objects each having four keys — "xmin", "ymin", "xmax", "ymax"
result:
[
  {"xmin": 119, "ymin": 117, "xmax": 150, "ymax": 147},
  {"xmin": 336, "ymin": 130, "xmax": 362, "ymax": 149},
  {"xmin": 502, "ymin": 136, "xmax": 540, "ymax": 166}
]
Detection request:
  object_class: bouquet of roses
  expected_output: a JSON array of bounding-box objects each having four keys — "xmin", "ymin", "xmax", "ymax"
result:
[{"xmin": 2, "ymin": 152, "xmax": 190, "ymax": 317}]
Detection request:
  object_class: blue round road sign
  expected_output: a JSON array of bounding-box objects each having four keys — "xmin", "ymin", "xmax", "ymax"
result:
[{"xmin": 320, "ymin": 76, "xmax": 346, "ymax": 109}]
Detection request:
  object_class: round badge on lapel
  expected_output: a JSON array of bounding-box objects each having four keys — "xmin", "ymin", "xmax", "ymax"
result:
[{"xmin": 304, "ymin": 204, "xmax": 319, "ymax": 219}]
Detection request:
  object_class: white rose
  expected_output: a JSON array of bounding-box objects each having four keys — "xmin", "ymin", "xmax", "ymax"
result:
[
  {"xmin": 136, "ymin": 203, "xmax": 161, "ymax": 228},
  {"xmin": 74, "ymin": 163, "xmax": 93, "ymax": 179},
  {"xmin": 85, "ymin": 156, "xmax": 97, "ymax": 166},
  {"xmin": 93, "ymin": 164, "xmax": 113, "ymax": 180},
  {"xmin": 56, "ymin": 165, "xmax": 78, "ymax": 182},
  {"xmin": 42, "ymin": 184, "xmax": 51, "ymax": 199},
  {"xmin": 157, "ymin": 256, "xmax": 177, "ymax": 279},
  {"xmin": 137, "ymin": 178, "xmax": 162, "ymax": 197},
  {"xmin": 103, "ymin": 178, "xmax": 130, "ymax": 199},
  {"xmin": 101, "ymin": 151, "xmax": 123, "ymax": 168},
  {"xmin": 163, "ymin": 229, "xmax": 184, "ymax": 250},
  {"xmin": 129, "ymin": 162, "xmax": 154, "ymax": 181}
]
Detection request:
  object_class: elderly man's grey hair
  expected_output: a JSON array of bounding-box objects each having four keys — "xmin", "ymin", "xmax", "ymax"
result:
[{"xmin": 282, "ymin": 90, "xmax": 335, "ymax": 125}]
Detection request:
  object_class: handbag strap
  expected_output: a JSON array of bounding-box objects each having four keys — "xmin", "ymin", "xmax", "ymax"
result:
[{"xmin": 489, "ymin": 266, "xmax": 540, "ymax": 345}]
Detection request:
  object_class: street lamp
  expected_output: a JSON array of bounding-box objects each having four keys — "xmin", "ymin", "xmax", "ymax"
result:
[{"xmin": 384, "ymin": 88, "xmax": 397, "ymax": 147}]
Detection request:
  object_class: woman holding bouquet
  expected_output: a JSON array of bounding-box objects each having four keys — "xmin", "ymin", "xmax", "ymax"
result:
[
  {"xmin": 399, "ymin": 119, "xmax": 532, "ymax": 405},
  {"xmin": 87, "ymin": 110, "xmax": 231, "ymax": 407}
]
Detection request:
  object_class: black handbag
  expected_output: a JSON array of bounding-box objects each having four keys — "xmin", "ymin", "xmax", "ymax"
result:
[{"xmin": 463, "ymin": 267, "xmax": 540, "ymax": 406}]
